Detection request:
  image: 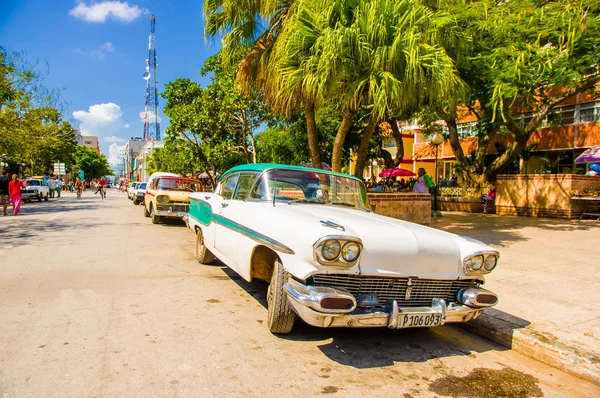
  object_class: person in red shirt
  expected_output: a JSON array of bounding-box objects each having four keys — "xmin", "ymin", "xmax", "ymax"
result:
[{"xmin": 8, "ymin": 174, "xmax": 25, "ymax": 216}]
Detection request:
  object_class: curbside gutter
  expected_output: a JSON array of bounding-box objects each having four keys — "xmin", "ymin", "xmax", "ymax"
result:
[{"xmin": 458, "ymin": 309, "xmax": 600, "ymax": 385}]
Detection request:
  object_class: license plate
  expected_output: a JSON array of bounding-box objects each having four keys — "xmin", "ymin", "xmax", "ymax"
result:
[{"xmin": 399, "ymin": 313, "xmax": 443, "ymax": 328}]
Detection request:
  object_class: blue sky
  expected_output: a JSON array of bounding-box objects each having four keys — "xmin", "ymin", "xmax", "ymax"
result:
[{"xmin": 0, "ymin": 0, "xmax": 220, "ymax": 165}]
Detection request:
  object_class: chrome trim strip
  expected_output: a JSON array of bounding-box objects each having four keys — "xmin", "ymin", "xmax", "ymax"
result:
[{"xmin": 213, "ymin": 214, "xmax": 295, "ymax": 255}]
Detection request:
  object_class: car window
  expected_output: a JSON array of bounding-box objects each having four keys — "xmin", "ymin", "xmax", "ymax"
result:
[
  {"xmin": 27, "ymin": 180, "xmax": 41, "ymax": 186},
  {"xmin": 221, "ymin": 174, "xmax": 239, "ymax": 200},
  {"xmin": 250, "ymin": 177, "xmax": 306, "ymax": 201},
  {"xmin": 233, "ymin": 173, "xmax": 258, "ymax": 201},
  {"xmin": 139, "ymin": 183, "xmax": 147, "ymax": 189}
]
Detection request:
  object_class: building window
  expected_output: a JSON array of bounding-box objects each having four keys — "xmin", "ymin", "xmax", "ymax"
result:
[
  {"xmin": 383, "ymin": 138, "xmax": 396, "ymax": 148},
  {"xmin": 579, "ymin": 102, "xmax": 599, "ymax": 123},
  {"xmin": 456, "ymin": 122, "xmax": 477, "ymax": 138},
  {"xmin": 85, "ymin": 141, "xmax": 92, "ymax": 145}
]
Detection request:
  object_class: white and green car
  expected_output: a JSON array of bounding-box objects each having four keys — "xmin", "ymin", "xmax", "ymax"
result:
[{"xmin": 187, "ymin": 164, "xmax": 499, "ymax": 334}]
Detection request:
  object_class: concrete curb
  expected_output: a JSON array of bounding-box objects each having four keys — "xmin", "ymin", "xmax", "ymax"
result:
[{"xmin": 459, "ymin": 309, "xmax": 600, "ymax": 385}]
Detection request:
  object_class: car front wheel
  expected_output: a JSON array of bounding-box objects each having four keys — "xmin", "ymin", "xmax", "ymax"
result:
[
  {"xmin": 143, "ymin": 203, "xmax": 150, "ymax": 217},
  {"xmin": 267, "ymin": 259, "xmax": 295, "ymax": 334},
  {"xmin": 195, "ymin": 228, "xmax": 215, "ymax": 264}
]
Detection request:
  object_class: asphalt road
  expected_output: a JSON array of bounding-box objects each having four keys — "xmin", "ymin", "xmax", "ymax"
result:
[{"xmin": 1, "ymin": 190, "xmax": 598, "ymax": 397}]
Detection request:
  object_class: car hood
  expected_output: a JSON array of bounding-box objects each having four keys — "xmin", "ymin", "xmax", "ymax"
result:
[{"xmin": 270, "ymin": 204, "xmax": 484, "ymax": 278}]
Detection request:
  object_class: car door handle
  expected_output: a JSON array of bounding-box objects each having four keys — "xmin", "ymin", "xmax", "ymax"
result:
[{"xmin": 221, "ymin": 203, "xmax": 229, "ymax": 208}]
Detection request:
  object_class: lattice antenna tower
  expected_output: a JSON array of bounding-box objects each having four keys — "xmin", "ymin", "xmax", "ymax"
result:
[{"xmin": 141, "ymin": 15, "xmax": 160, "ymax": 141}]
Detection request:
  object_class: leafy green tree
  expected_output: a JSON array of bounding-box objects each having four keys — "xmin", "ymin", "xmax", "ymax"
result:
[
  {"xmin": 73, "ymin": 146, "xmax": 112, "ymax": 180},
  {"xmin": 425, "ymin": 0, "xmax": 600, "ymax": 185},
  {"xmin": 269, "ymin": 0, "xmax": 460, "ymax": 174},
  {"xmin": 1, "ymin": 46, "xmax": 76, "ymax": 175}
]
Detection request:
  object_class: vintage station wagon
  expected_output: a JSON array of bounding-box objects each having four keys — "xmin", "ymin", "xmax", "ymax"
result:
[{"xmin": 187, "ymin": 164, "xmax": 499, "ymax": 334}]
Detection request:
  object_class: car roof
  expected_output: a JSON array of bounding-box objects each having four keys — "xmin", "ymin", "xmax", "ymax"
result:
[{"xmin": 218, "ymin": 163, "xmax": 363, "ymax": 183}]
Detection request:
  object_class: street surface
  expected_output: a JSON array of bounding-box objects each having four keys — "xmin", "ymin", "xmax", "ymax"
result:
[{"xmin": 1, "ymin": 191, "xmax": 599, "ymax": 397}]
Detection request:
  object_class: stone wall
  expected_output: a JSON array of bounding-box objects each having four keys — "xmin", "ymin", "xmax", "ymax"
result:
[
  {"xmin": 368, "ymin": 193, "xmax": 431, "ymax": 225},
  {"xmin": 438, "ymin": 197, "xmax": 496, "ymax": 214},
  {"xmin": 495, "ymin": 174, "xmax": 600, "ymax": 218}
]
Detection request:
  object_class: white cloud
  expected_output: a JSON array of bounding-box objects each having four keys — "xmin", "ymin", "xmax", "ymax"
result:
[
  {"xmin": 104, "ymin": 135, "xmax": 125, "ymax": 143},
  {"xmin": 124, "ymin": 123, "xmax": 130, "ymax": 128},
  {"xmin": 74, "ymin": 41, "xmax": 115, "ymax": 59},
  {"xmin": 69, "ymin": 1, "xmax": 148, "ymax": 23},
  {"xmin": 108, "ymin": 143, "xmax": 126, "ymax": 169}
]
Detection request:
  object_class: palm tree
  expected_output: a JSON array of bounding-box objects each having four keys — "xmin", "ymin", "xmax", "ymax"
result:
[
  {"xmin": 203, "ymin": 1, "xmax": 327, "ymax": 167},
  {"xmin": 270, "ymin": 0, "xmax": 461, "ymax": 173}
]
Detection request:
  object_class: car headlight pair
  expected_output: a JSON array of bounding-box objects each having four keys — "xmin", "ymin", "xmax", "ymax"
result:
[
  {"xmin": 463, "ymin": 253, "xmax": 498, "ymax": 274},
  {"xmin": 314, "ymin": 236, "xmax": 362, "ymax": 266}
]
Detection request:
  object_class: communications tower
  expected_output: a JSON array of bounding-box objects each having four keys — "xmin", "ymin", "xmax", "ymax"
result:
[{"xmin": 141, "ymin": 15, "xmax": 160, "ymax": 140}]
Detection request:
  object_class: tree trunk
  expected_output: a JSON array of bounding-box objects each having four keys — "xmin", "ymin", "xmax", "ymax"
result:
[
  {"xmin": 305, "ymin": 102, "xmax": 321, "ymax": 168},
  {"xmin": 387, "ymin": 118, "xmax": 405, "ymax": 166},
  {"xmin": 249, "ymin": 132, "xmax": 257, "ymax": 164},
  {"xmin": 353, "ymin": 117, "xmax": 379, "ymax": 179},
  {"xmin": 331, "ymin": 108, "xmax": 355, "ymax": 172}
]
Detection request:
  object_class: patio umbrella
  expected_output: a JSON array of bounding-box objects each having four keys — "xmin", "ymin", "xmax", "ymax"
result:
[
  {"xmin": 379, "ymin": 167, "xmax": 415, "ymax": 178},
  {"xmin": 199, "ymin": 171, "xmax": 219, "ymax": 178},
  {"xmin": 575, "ymin": 145, "xmax": 600, "ymax": 163}
]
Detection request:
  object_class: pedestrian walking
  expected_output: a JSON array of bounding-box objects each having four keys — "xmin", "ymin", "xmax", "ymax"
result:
[
  {"xmin": 413, "ymin": 168, "xmax": 435, "ymax": 193},
  {"xmin": 0, "ymin": 170, "xmax": 11, "ymax": 216},
  {"xmin": 56, "ymin": 178, "xmax": 63, "ymax": 198},
  {"xmin": 8, "ymin": 174, "xmax": 25, "ymax": 216},
  {"xmin": 47, "ymin": 178, "xmax": 56, "ymax": 198}
]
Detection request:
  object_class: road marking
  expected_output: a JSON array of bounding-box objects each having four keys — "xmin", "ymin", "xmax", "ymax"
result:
[{"xmin": 48, "ymin": 213, "xmax": 62, "ymax": 221}]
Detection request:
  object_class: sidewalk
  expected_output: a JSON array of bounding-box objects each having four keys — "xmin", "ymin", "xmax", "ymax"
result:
[{"xmin": 432, "ymin": 212, "xmax": 600, "ymax": 383}]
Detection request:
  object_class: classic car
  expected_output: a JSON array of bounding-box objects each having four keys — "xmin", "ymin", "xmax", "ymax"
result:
[
  {"xmin": 128, "ymin": 182, "xmax": 140, "ymax": 200},
  {"xmin": 187, "ymin": 164, "xmax": 499, "ymax": 334},
  {"xmin": 144, "ymin": 172, "xmax": 202, "ymax": 224},
  {"xmin": 133, "ymin": 182, "xmax": 147, "ymax": 205},
  {"xmin": 22, "ymin": 178, "xmax": 49, "ymax": 202}
]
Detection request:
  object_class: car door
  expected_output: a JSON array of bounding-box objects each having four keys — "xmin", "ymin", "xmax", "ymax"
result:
[{"xmin": 214, "ymin": 173, "xmax": 258, "ymax": 274}]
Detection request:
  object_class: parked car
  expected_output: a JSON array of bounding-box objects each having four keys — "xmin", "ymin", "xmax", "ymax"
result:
[
  {"xmin": 128, "ymin": 182, "xmax": 140, "ymax": 200},
  {"xmin": 144, "ymin": 172, "xmax": 202, "ymax": 224},
  {"xmin": 133, "ymin": 182, "xmax": 147, "ymax": 205},
  {"xmin": 186, "ymin": 164, "xmax": 499, "ymax": 334},
  {"xmin": 22, "ymin": 178, "xmax": 50, "ymax": 202}
]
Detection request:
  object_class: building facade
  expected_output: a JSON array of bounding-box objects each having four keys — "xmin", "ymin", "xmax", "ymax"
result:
[
  {"xmin": 124, "ymin": 139, "xmax": 146, "ymax": 181},
  {"xmin": 135, "ymin": 140, "xmax": 164, "ymax": 182}
]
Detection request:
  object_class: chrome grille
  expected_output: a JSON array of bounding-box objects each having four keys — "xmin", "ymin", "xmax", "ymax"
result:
[
  {"xmin": 157, "ymin": 203, "xmax": 189, "ymax": 213},
  {"xmin": 311, "ymin": 274, "xmax": 479, "ymax": 307}
]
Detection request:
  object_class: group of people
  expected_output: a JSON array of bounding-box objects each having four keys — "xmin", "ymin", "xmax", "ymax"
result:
[
  {"xmin": 0, "ymin": 171, "xmax": 25, "ymax": 216},
  {"xmin": 47, "ymin": 177, "xmax": 65, "ymax": 198}
]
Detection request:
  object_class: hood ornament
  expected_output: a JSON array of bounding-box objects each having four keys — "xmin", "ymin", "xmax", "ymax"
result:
[{"xmin": 320, "ymin": 220, "xmax": 345, "ymax": 231}]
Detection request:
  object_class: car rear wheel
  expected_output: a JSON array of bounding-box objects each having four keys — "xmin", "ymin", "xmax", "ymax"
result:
[
  {"xmin": 195, "ymin": 228, "xmax": 215, "ymax": 264},
  {"xmin": 267, "ymin": 259, "xmax": 295, "ymax": 334},
  {"xmin": 133, "ymin": 199, "xmax": 139, "ymax": 205}
]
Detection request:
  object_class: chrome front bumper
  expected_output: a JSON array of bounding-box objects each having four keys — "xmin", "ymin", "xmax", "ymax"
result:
[
  {"xmin": 284, "ymin": 279, "xmax": 488, "ymax": 329},
  {"xmin": 152, "ymin": 210, "xmax": 188, "ymax": 219}
]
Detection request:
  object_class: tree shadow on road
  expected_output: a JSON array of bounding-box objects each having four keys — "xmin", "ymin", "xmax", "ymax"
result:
[
  {"xmin": 431, "ymin": 212, "xmax": 600, "ymax": 247},
  {"xmin": 0, "ymin": 217, "xmax": 105, "ymax": 249}
]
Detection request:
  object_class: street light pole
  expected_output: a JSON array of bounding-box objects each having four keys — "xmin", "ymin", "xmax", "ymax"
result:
[{"xmin": 429, "ymin": 133, "xmax": 444, "ymax": 213}]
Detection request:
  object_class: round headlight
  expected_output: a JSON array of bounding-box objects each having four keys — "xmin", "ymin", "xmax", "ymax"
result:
[
  {"xmin": 484, "ymin": 255, "xmax": 497, "ymax": 271},
  {"xmin": 157, "ymin": 195, "xmax": 169, "ymax": 204},
  {"xmin": 465, "ymin": 255, "xmax": 484, "ymax": 272},
  {"xmin": 341, "ymin": 242, "xmax": 360, "ymax": 262},
  {"xmin": 321, "ymin": 240, "xmax": 341, "ymax": 261}
]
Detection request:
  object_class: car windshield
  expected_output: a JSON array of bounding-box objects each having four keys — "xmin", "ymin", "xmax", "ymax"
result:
[
  {"xmin": 157, "ymin": 178, "xmax": 201, "ymax": 192},
  {"xmin": 27, "ymin": 180, "xmax": 41, "ymax": 186},
  {"xmin": 138, "ymin": 183, "xmax": 147, "ymax": 189},
  {"xmin": 250, "ymin": 169, "xmax": 369, "ymax": 209}
]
